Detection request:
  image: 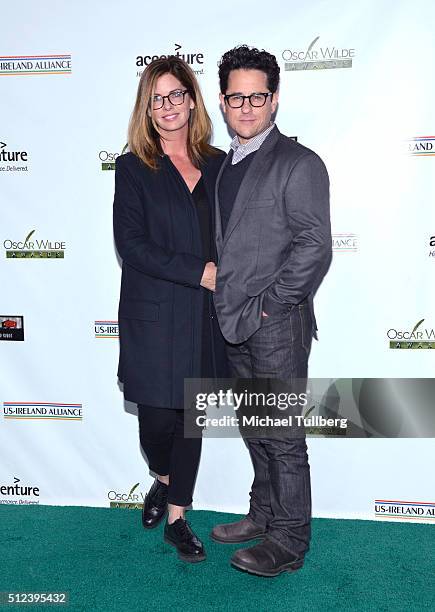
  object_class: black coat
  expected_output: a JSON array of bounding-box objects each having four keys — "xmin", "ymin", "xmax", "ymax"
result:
[{"xmin": 113, "ymin": 149, "xmax": 228, "ymax": 408}]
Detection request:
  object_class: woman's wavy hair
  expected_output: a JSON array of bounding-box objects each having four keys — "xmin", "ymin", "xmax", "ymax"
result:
[{"xmin": 128, "ymin": 56, "xmax": 215, "ymax": 169}]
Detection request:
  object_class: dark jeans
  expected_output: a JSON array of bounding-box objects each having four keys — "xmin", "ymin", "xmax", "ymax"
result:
[
  {"xmin": 137, "ymin": 405, "xmax": 202, "ymax": 507},
  {"xmin": 226, "ymin": 301, "xmax": 313, "ymax": 557}
]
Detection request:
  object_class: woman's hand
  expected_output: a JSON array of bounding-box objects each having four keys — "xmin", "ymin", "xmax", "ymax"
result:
[{"xmin": 200, "ymin": 262, "xmax": 217, "ymax": 292}]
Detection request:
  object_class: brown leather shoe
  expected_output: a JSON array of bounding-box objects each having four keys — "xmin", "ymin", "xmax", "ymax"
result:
[
  {"xmin": 231, "ymin": 539, "xmax": 304, "ymax": 577},
  {"xmin": 210, "ymin": 516, "xmax": 267, "ymax": 544}
]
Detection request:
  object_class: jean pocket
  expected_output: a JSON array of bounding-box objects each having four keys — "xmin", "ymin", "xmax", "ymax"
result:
[{"xmin": 297, "ymin": 304, "xmax": 313, "ymax": 353}]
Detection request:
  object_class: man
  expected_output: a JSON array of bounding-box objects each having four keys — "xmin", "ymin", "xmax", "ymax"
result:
[{"xmin": 211, "ymin": 46, "xmax": 332, "ymax": 577}]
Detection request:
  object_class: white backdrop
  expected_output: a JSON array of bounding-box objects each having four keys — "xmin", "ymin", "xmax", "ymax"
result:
[{"xmin": 1, "ymin": 0, "xmax": 434, "ymax": 523}]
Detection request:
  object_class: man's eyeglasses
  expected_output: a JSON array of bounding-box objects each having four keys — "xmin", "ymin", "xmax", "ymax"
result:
[
  {"xmin": 151, "ymin": 89, "xmax": 188, "ymax": 110},
  {"xmin": 224, "ymin": 92, "xmax": 273, "ymax": 108}
]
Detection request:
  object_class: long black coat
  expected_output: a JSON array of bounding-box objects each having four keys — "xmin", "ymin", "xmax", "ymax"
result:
[{"xmin": 113, "ymin": 149, "xmax": 227, "ymax": 408}]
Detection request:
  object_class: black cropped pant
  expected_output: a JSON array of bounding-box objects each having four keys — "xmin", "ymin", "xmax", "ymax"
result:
[{"xmin": 137, "ymin": 405, "xmax": 202, "ymax": 507}]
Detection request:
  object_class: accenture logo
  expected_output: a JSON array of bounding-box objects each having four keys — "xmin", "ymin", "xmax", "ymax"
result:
[
  {"xmin": 136, "ymin": 43, "xmax": 205, "ymax": 77},
  {"xmin": 0, "ymin": 141, "xmax": 29, "ymax": 172},
  {"xmin": 0, "ymin": 477, "xmax": 40, "ymax": 505}
]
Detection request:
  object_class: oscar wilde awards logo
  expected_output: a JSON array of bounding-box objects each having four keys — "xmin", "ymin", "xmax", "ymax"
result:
[
  {"xmin": 0, "ymin": 477, "xmax": 40, "ymax": 505},
  {"xmin": 387, "ymin": 319, "xmax": 435, "ymax": 349},
  {"xmin": 0, "ymin": 54, "xmax": 72, "ymax": 76},
  {"xmin": 95, "ymin": 321, "xmax": 119, "ymax": 338},
  {"xmin": 107, "ymin": 483, "xmax": 147, "ymax": 509},
  {"xmin": 0, "ymin": 316, "xmax": 24, "ymax": 341},
  {"xmin": 98, "ymin": 144, "xmax": 128, "ymax": 171},
  {"xmin": 99, "ymin": 150, "xmax": 119, "ymax": 171},
  {"xmin": 3, "ymin": 402, "xmax": 83, "ymax": 421},
  {"xmin": 375, "ymin": 500, "xmax": 435, "ymax": 522},
  {"xmin": 3, "ymin": 229, "xmax": 66, "ymax": 258},
  {"xmin": 332, "ymin": 233, "xmax": 358, "ymax": 252},
  {"xmin": 429, "ymin": 236, "xmax": 435, "ymax": 258},
  {"xmin": 406, "ymin": 136, "xmax": 435, "ymax": 156},
  {"xmin": 282, "ymin": 36, "xmax": 355, "ymax": 71},
  {"xmin": 0, "ymin": 141, "xmax": 29, "ymax": 172},
  {"xmin": 136, "ymin": 43, "xmax": 205, "ymax": 77}
]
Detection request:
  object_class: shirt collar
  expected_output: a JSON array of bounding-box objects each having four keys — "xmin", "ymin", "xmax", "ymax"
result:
[{"xmin": 230, "ymin": 123, "xmax": 275, "ymax": 164}]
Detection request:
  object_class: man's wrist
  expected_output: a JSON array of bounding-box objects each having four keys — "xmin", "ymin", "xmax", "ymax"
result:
[{"xmin": 262, "ymin": 292, "xmax": 290, "ymax": 315}]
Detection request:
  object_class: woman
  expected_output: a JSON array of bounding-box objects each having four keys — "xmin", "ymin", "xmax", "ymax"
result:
[{"xmin": 113, "ymin": 57, "xmax": 227, "ymax": 563}]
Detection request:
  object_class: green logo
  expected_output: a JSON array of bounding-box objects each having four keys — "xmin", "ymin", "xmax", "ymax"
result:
[
  {"xmin": 283, "ymin": 36, "xmax": 355, "ymax": 71},
  {"xmin": 388, "ymin": 319, "xmax": 435, "ymax": 349},
  {"xmin": 4, "ymin": 229, "xmax": 65, "ymax": 258},
  {"xmin": 108, "ymin": 482, "xmax": 144, "ymax": 509},
  {"xmin": 100, "ymin": 144, "xmax": 128, "ymax": 171}
]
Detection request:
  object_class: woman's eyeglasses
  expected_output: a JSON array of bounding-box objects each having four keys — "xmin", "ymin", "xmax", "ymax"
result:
[{"xmin": 151, "ymin": 89, "xmax": 188, "ymax": 110}]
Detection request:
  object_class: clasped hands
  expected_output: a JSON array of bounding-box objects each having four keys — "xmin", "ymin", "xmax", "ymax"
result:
[{"xmin": 200, "ymin": 262, "xmax": 217, "ymax": 292}]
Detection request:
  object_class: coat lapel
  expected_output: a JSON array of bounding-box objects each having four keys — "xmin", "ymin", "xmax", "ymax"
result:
[{"xmin": 219, "ymin": 127, "xmax": 280, "ymax": 253}]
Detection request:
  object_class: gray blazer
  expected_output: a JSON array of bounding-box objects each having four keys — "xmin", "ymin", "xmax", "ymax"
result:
[{"xmin": 214, "ymin": 126, "xmax": 332, "ymax": 344}]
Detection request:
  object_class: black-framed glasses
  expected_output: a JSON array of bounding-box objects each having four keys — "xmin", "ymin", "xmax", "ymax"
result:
[
  {"xmin": 224, "ymin": 92, "xmax": 273, "ymax": 108},
  {"xmin": 151, "ymin": 89, "xmax": 188, "ymax": 110}
]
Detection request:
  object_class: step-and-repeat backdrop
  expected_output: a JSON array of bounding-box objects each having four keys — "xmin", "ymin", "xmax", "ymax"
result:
[{"xmin": 1, "ymin": 0, "xmax": 434, "ymax": 523}]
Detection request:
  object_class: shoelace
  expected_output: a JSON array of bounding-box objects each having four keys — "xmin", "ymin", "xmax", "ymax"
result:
[{"xmin": 175, "ymin": 519, "xmax": 192, "ymax": 541}]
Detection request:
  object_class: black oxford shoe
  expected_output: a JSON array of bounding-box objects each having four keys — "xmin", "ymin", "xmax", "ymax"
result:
[
  {"xmin": 141, "ymin": 479, "xmax": 168, "ymax": 529},
  {"xmin": 231, "ymin": 539, "xmax": 304, "ymax": 577},
  {"xmin": 164, "ymin": 518, "xmax": 206, "ymax": 563}
]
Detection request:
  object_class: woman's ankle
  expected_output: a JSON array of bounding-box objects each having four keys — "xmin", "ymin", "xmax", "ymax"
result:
[{"xmin": 167, "ymin": 504, "xmax": 185, "ymax": 524}]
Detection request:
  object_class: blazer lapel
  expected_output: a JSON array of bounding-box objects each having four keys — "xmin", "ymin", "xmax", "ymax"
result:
[{"xmin": 221, "ymin": 127, "xmax": 280, "ymax": 250}]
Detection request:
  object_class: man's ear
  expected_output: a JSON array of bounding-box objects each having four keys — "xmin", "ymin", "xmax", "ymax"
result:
[
  {"xmin": 219, "ymin": 93, "xmax": 226, "ymax": 115},
  {"xmin": 271, "ymin": 90, "xmax": 279, "ymax": 114}
]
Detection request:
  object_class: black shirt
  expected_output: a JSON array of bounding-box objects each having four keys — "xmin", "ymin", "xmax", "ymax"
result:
[{"xmin": 192, "ymin": 177, "xmax": 212, "ymax": 261}]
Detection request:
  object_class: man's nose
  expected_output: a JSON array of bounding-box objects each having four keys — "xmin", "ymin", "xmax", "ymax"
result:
[{"xmin": 241, "ymin": 98, "xmax": 252, "ymax": 113}]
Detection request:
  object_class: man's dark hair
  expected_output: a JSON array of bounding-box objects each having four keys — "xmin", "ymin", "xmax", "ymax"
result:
[{"xmin": 218, "ymin": 45, "xmax": 280, "ymax": 94}]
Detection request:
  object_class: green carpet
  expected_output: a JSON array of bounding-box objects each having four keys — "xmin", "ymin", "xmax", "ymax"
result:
[{"xmin": 0, "ymin": 506, "xmax": 433, "ymax": 611}]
